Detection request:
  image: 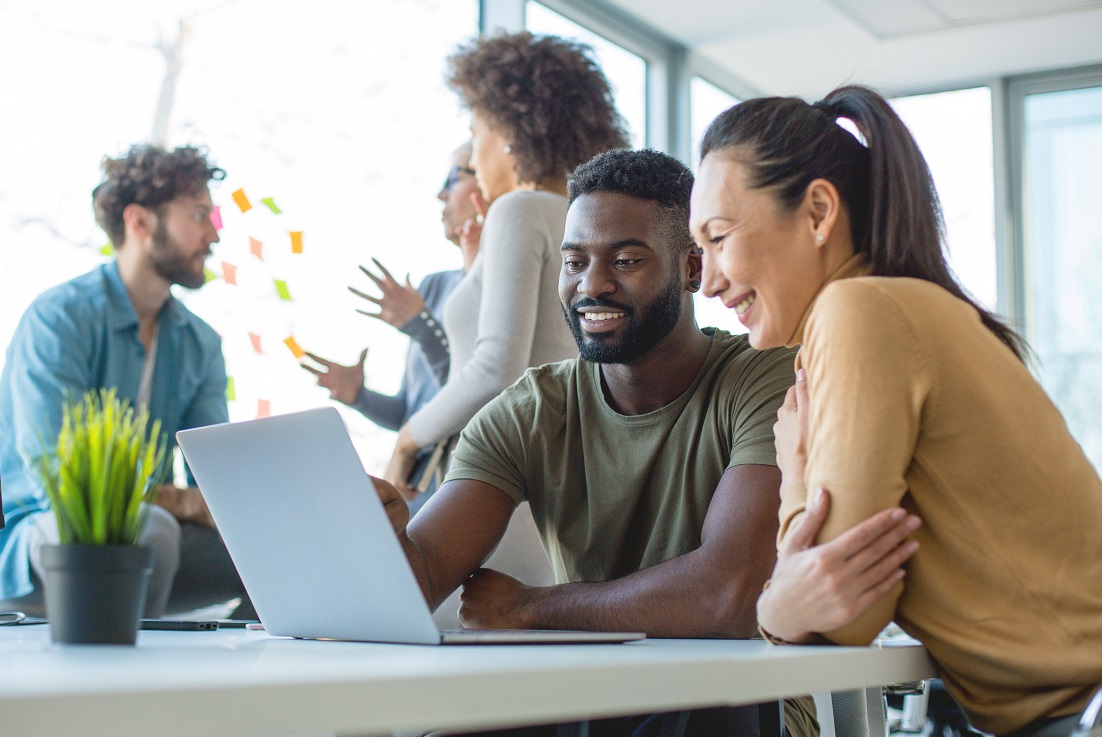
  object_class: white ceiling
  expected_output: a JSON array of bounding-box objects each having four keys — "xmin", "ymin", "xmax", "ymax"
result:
[{"xmin": 604, "ymin": 0, "xmax": 1102, "ymax": 96}]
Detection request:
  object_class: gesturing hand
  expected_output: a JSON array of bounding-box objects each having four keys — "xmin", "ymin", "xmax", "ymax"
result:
[
  {"xmin": 774, "ymin": 368, "xmax": 808, "ymax": 486},
  {"xmin": 300, "ymin": 349, "xmax": 368, "ymax": 406},
  {"xmin": 459, "ymin": 569, "xmax": 532, "ymax": 629},
  {"xmin": 349, "ymin": 258, "xmax": 425, "ymax": 328},
  {"xmin": 756, "ymin": 489, "xmax": 921, "ymax": 644}
]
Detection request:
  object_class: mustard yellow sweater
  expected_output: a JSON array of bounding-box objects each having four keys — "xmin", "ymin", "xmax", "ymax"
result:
[{"xmin": 778, "ymin": 256, "xmax": 1102, "ymax": 736}]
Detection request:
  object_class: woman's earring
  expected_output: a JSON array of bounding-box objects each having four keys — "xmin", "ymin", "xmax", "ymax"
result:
[
  {"xmin": 815, "ymin": 233, "xmax": 825, "ymax": 244},
  {"xmin": 504, "ymin": 145, "xmax": 512, "ymax": 154},
  {"xmin": 690, "ymin": 279, "xmax": 701, "ymax": 290}
]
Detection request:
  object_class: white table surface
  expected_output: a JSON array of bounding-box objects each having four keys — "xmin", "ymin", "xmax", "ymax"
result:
[{"xmin": 0, "ymin": 627, "xmax": 935, "ymax": 737}]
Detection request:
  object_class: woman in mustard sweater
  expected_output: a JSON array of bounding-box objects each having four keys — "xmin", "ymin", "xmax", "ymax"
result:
[{"xmin": 690, "ymin": 85, "xmax": 1102, "ymax": 737}]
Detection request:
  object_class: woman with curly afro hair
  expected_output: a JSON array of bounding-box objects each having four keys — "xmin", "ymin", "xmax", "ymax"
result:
[{"xmin": 385, "ymin": 32, "xmax": 629, "ymax": 494}]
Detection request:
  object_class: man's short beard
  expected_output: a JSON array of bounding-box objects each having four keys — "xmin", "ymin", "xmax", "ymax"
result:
[
  {"xmin": 563, "ymin": 274, "xmax": 684, "ymax": 364},
  {"xmin": 149, "ymin": 218, "xmax": 206, "ymax": 290}
]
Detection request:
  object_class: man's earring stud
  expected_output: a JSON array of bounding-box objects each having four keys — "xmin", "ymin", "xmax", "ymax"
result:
[{"xmin": 690, "ymin": 279, "xmax": 701, "ymax": 290}]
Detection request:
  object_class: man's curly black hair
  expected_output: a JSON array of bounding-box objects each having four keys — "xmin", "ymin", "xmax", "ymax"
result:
[
  {"xmin": 447, "ymin": 32, "xmax": 630, "ymax": 184},
  {"xmin": 92, "ymin": 144, "xmax": 225, "ymax": 247},
  {"xmin": 568, "ymin": 148, "xmax": 695, "ymax": 255}
]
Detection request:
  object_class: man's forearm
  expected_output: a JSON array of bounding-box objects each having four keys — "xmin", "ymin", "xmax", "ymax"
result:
[
  {"xmin": 153, "ymin": 485, "xmax": 214, "ymax": 527},
  {"xmin": 513, "ymin": 550, "xmax": 768, "ymax": 638}
]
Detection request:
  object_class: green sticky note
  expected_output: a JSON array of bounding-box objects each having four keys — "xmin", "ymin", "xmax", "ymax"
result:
[
  {"xmin": 204, "ymin": 267, "xmax": 218, "ymax": 284},
  {"xmin": 226, "ymin": 376, "xmax": 236, "ymax": 402},
  {"xmin": 261, "ymin": 197, "xmax": 282, "ymax": 214},
  {"xmin": 99, "ymin": 243, "xmax": 114, "ymax": 256},
  {"xmin": 274, "ymin": 279, "xmax": 292, "ymax": 301}
]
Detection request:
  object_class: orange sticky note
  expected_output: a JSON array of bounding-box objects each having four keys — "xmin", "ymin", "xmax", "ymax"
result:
[
  {"xmin": 221, "ymin": 261, "xmax": 237, "ymax": 286},
  {"xmin": 249, "ymin": 237, "xmax": 263, "ymax": 260},
  {"xmin": 257, "ymin": 399, "xmax": 271, "ymax": 419},
  {"xmin": 248, "ymin": 332, "xmax": 262, "ymax": 353},
  {"xmin": 283, "ymin": 336, "xmax": 305, "ymax": 359},
  {"xmin": 289, "ymin": 231, "xmax": 304, "ymax": 254},
  {"xmin": 232, "ymin": 188, "xmax": 252, "ymax": 214}
]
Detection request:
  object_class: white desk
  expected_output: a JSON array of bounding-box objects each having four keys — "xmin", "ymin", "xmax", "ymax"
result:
[{"xmin": 0, "ymin": 627, "xmax": 935, "ymax": 737}]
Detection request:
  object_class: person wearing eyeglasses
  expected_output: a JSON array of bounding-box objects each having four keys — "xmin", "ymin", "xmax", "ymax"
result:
[{"xmin": 303, "ymin": 142, "xmax": 482, "ymax": 514}]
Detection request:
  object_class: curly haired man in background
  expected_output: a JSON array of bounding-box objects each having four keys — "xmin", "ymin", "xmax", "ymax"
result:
[{"xmin": 0, "ymin": 144, "xmax": 253, "ymax": 619}]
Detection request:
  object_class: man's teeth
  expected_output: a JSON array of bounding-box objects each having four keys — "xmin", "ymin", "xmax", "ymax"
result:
[
  {"xmin": 582, "ymin": 312, "xmax": 625, "ymax": 321},
  {"xmin": 734, "ymin": 294, "xmax": 755, "ymax": 316}
]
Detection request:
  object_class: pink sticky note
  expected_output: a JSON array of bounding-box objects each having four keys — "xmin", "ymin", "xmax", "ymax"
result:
[
  {"xmin": 211, "ymin": 206, "xmax": 223, "ymax": 230},
  {"xmin": 257, "ymin": 399, "xmax": 271, "ymax": 419},
  {"xmin": 248, "ymin": 333, "xmax": 262, "ymax": 353},
  {"xmin": 222, "ymin": 262, "xmax": 237, "ymax": 286},
  {"xmin": 249, "ymin": 237, "xmax": 263, "ymax": 260}
]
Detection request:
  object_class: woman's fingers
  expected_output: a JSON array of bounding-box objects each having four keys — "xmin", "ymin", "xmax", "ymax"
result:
[
  {"xmin": 794, "ymin": 368, "xmax": 808, "ymax": 416},
  {"xmin": 371, "ymin": 258, "xmax": 397, "ymax": 283},
  {"xmin": 826, "ymin": 506, "xmax": 909, "ymax": 561},
  {"xmin": 348, "ymin": 286, "xmax": 383, "ymax": 305},
  {"xmin": 854, "ymin": 538, "xmax": 919, "ymax": 591},
  {"xmin": 781, "ymin": 488, "xmax": 831, "ymax": 554},
  {"xmin": 358, "ymin": 264, "xmax": 386, "ymax": 287},
  {"xmin": 845, "ymin": 514, "xmax": 921, "ymax": 573},
  {"xmin": 303, "ymin": 351, "xmax": 335, "ymax": 368}
]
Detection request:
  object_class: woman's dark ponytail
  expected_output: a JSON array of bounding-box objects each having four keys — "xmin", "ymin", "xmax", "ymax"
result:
[{"xmin": 701, "ymin": 85, "xmax": 1028, "ymax": 361}]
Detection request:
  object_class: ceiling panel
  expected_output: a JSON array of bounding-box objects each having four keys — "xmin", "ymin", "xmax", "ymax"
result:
[
  {"xmin": 930, "ymin": 0, "xmax": 1102, "ymax": 23},
  {"xmin": 602, "ymin": 0, "xmax": 1102, "ymax": 97},
  {"xmin": 829, "ymin": 0, "xmax": 947, "ymax": 37}
]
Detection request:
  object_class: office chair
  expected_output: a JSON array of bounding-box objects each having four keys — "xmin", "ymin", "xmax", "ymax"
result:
[{"xmin": 1070, "ymin": 686, "xmax": 1102, "ymax": 737}]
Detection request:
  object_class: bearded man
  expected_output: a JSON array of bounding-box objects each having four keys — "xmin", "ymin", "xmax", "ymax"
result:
[
  {"xmin": 0, "ymin": 144, "xmax": 252, "ymax": 619},
  {"xmin": 370, "ymin": 149, "xmax": 816, "ymax": 736}
]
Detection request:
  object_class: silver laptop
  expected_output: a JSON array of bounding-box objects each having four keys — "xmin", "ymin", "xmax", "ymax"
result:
[{"xmin": 176, "ymin": 407, "xmax": 644, "ymax": 645}]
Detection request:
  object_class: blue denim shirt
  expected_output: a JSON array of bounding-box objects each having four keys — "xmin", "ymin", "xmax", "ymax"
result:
[{"xmin": 0, "ymin": 262, "xmax": 228, "ymax": 599}]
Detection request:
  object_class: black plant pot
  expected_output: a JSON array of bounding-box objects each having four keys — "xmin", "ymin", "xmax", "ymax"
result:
[{"xmin": 41, "ymin": 544, "xmax": 153, "ymax": 645}]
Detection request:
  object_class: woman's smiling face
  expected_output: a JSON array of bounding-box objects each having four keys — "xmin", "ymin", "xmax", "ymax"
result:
[{"xmin": 690, "ymin": 152, "xmax": 828, "ymax": 349}]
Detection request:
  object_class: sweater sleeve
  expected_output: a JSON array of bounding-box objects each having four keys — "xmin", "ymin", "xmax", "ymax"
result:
[
  {"xmin": 780, "ymin": 280, "xmax": 932, "ymax": 646},
  {"xmin": 399, "ymin": 309, "xmax": 450, "ymax": 387},
  {"xmin": 350, "ymin": 386, "xmax": 408, "ymax": 432},
  {"xmin": 405, "ymin": 194, "xmax": 553, "ymax": 447}
]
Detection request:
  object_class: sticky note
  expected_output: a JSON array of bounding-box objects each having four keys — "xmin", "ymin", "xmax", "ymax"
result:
[
  {"xmin": 290, "ymin": 231, "xmax": 304, "ymax": 254},
  {"xmin": 283, "ymin": 336, "xmax": 305, "ymax": 359},
  {"xmin": 249, "ymin": 332, "xmax": 262, "ymax": 353},
  {"xmin": 99, "ymin": 243, "xmax": 114, "ymax": 256},
  {"xmin": 211, "ymin": 205, "xmax": 224, "ymax": 230},
  {"xmin": 222, "ymin": 262, "xmax": 237, "ymax": 286},
  {"xmin": 225, "ymin": 376, "xmax": 236, "ymax": 402},
  {"xmin": 257, "ymin": 399, "xmax": 271, "ymax": 419},
  {"xmin": 232, "ymin": 188, "xmax": 252, "ymax": 214},
  {"xmin": 274, "ymin": 279, "xmax": 292, "ymax": 301},
  {"xmin": 261, "ymin": 197, "xmax": 282, "ymax": 214},
  {"xmin": 249, "ymin": 237, "xmax": 263, "ymax": 260},
  {"xmin": 204, "ymin": 267, "xmax": 217, "ymax": 284}
]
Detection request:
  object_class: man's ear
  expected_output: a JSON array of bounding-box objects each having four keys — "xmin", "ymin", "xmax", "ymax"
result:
[
  {"xmin": 686, "ymin": 246, "xmax": 703, "ymax": 292},
  {"xmin": 121, "ymin": 203, "xmax": 156, "ymax": 245}
]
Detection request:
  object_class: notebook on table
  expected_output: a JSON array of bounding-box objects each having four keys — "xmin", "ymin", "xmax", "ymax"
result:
[{"xmin": 176, "ymin": 408, "xmax": 644, "ymax": 646}]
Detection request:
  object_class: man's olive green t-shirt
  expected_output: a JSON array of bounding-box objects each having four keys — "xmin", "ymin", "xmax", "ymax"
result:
[{"xmin": 445, "ymin": 328, "xmax": 797, "ymax": 584}]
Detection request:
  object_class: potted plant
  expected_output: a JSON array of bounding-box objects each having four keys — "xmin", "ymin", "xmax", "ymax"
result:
[{"xmin": 35, "ymin": 388, "xmax": 167, "ymax": 645}]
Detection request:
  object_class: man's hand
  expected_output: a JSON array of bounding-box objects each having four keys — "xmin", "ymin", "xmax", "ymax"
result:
[
  {"xmin": 350, "ymin": 258, "xmax": 425, "ymax": 328},
  {"xmin": 300, "ymin": 349, "xmax": 367, "ymax": 405},
  {"xmin": 459, "ymin": 569, "xmax": 533, "ymax": 629},
  {"xmin": 756, "ymin": 489, "xmax": 921, "ymax": 643},
  {"xmin": 773, "ymin": 368, "xmax": 808, "ymax": 487},
  {"xmin": 383, "ymin": 425, "xmax": 420, "ymax": 501},
  {"xmin": 153, "ymin": 485, "xmax": 216, "ymax": 528},
  {"xmin": 369, "ymin": 475, "xmax": 411, "ymax": 537}
]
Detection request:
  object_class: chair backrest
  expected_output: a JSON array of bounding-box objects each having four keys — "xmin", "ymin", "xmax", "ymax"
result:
[
  {"xmin": 1070, "ymin": 686, "xmax": 1102, "ymax": 737},
  {"xmin": 812, "ymin": 688, "xmax": 888, "ymax": 737}
]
